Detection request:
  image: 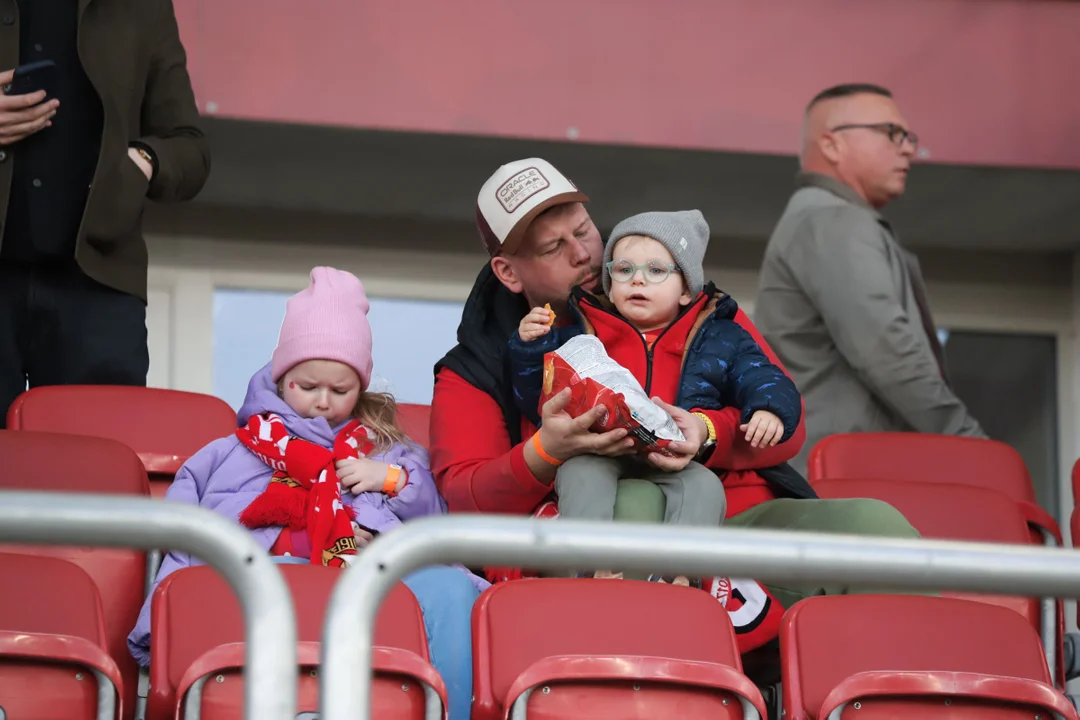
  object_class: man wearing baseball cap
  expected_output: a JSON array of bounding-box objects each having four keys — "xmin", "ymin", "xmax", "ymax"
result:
[
  {"xmin": 430, "ymin": 159, "xmax": 921, "ymax": 663},
  {"xmin": 434, "ymin": 158, "xmax": 629, "ymax": 520}
]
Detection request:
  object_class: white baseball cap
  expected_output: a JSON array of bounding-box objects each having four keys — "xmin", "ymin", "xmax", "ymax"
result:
[{"xmin": 475, "ymin": 158, "xmax": 589, "ymax": 256}]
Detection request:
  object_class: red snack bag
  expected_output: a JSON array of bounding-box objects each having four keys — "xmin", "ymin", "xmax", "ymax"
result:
[{"xmin": 539, "ymin": 335, "xmax": 684, "ymax": 456}]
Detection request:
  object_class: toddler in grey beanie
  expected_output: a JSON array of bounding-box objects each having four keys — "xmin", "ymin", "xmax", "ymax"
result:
[
  {"xmin": 507, "ymin": 207, "xmax": 802, "ymax": 587},
  {"xmin": 602, "ymin": 209, "xmax": 709, "ymax": 299}
]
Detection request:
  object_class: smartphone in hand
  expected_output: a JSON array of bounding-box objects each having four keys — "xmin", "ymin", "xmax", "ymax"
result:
[{"xmin": 3, "ymin": 59, "xmax": 57, "ymax": 99}]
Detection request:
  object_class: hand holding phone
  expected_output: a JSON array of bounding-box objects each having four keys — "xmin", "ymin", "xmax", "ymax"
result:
[
  {"xmin": 0, "ymin": 62, "xmax": 59, "ymax": 146},
  {"xmin": 4, "ymin": 60, "xmax": 57, "ymax": 98}
]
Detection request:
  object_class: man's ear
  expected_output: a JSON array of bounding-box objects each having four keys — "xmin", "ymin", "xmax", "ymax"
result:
[
  {"xmin": 819, "ymin": 132, "xmax": 842, "ymax": 165},
  {"xmin": 490, "ymin": 256, "xmax": 523, "ymax": 294}
]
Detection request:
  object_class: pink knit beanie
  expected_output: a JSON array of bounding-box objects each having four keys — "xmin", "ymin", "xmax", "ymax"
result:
[{"xmin": 270, "ymin": 267, "xmax": 374, "ymax": 388}]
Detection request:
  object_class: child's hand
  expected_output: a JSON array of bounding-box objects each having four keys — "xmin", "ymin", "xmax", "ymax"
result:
[
  {"xmin": 351, "ymin": 522, "xmax": 374, "ymax": 549},
  {"xmin": 336, "ymin": 457, "xmax": 391, "ymax": 494},
  {"xmin": 518, "ymin": 305, "xmax": 553, "ymax": 342},
  {"xmin": 739, "ymin": 410, "xmax": 784, "ymax": 448}
]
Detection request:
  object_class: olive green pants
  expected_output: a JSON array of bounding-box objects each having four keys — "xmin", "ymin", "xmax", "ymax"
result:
[{"xmin": 612, "ymin": 478, "xmax": 923, "ymax": 607}]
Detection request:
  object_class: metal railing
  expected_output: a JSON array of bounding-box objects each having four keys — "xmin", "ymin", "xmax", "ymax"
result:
[
  {"xmin": 320, "ymin": 513, "xmax": 1080, "ymax": 720},
  {"xmin": 0, "ymin": 491, "xmax": 298, "ymax": 720},
  {"xmin": 6, "ymin": 492, "xmax": 1079, "ymax": 719},
  {"xmin": 1039, "ymin": 526, "xmax": 1061, "ymax": 681}
]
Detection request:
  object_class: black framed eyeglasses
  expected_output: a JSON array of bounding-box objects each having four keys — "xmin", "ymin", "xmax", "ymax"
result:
[
  {"xmin": 606, "ymin": 260, "xmax": 682, "ymax": 284},
  {"xmin": 830, "ymin": 122, "xmax": 919, "ymax": 149}
]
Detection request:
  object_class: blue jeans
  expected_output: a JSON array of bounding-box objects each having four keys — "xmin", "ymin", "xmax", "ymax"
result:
[{"xmin": 403, "ymin": 566, "xmax": 480, "ymax": 720}]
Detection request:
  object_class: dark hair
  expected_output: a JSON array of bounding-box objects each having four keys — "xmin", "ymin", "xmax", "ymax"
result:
[{"xmin": 807, "ymin": 84, "xmax": 892, "ymax": 113}]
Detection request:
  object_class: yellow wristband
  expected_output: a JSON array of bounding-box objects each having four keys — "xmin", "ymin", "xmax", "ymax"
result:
[
  {"xmin": 692, "ymin": 411, "xmax": 717, "ymax": 443},
  {"xmin": 531, "ymin": 432, "xmax": 564, "ymax": 466}
]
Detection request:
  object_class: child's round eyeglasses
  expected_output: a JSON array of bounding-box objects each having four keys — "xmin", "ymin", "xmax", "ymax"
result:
[{"xmin": 606, "ymin": 260, "xmax": 682, "ymax": 284}]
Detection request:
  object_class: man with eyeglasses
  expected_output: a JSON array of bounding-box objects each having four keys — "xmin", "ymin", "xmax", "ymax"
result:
[{"xmin": 755, "ymin": 83, "xmax": 987, "ymax": 475}]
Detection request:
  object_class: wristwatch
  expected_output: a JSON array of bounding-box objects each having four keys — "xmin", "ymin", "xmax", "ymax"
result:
[
  {"xmin": 129, "ymin": 143, "xmax": 157, "ymax": 180},
  {"xmin": 133, "ymin": 146, "xmax": 154, "ymax": 166},
  {"xmin": 692, "ymin": 411, "xmax": 717, "ymax": 461}
]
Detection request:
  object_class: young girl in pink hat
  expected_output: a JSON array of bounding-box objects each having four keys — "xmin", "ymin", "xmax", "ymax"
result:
[{"xmin": 129, "ymin": 266, "xmax": 484, "ymax": 720}]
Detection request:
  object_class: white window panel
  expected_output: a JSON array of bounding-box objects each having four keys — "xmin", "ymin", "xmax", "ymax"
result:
[{"xmin": 146, "ymin": 288, "xmax": 172, "ymax": 389}]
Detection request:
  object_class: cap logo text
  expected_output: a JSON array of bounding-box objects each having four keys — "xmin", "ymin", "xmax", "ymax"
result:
[{"xmin": 496, "ymin": 167, "xmax": 550, "ymax": 214}]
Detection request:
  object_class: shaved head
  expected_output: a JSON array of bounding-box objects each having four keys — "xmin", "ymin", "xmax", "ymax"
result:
[
  {"xmin": 800, "ymin": 84, "xmax": 916, "ymax": 208},
  {"xmin": 802, "ymin": 84, "xmax": 893, "ymax": 160}
]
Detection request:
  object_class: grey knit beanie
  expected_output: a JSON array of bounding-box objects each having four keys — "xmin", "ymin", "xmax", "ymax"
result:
[{"xmin": 603, "ymin": 210, "xmax": 710, "ymax": 297}]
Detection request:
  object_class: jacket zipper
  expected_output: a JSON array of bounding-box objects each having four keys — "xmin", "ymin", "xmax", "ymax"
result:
[{"xmin": 573, "ymin": 292, "xmax": 697, "ymax": 396}]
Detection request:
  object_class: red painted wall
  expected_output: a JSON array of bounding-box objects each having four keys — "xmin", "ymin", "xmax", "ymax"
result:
[{"xmin": 176, "ymin": 0, "xmax": 1080, "ymax": 170}]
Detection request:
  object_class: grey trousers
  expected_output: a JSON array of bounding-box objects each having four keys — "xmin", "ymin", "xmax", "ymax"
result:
[{"xmin": 555, "ymin": 454, "xmax": 726, "ymax": 526}]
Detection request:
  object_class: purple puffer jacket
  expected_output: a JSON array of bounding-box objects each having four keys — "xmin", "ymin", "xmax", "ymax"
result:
[{"xmin": 127, "ymin": 362, "xmax": 487, "ymax": 666}]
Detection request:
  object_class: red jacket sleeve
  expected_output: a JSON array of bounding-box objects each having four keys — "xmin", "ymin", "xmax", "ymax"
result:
[
  {"xmin": 694, "ymin": 308, "xmax": 806, "ymax": 470},
  {"xmin": 429, "ymin": 369, "xmax": 553, "ymax": 514}
]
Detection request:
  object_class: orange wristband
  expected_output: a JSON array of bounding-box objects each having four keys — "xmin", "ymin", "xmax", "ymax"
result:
[
  {"xmin": 382, "ymin": 464, "xmax": 404, "ymax": 497},
  {"xmin": 531, "ymin": 432, "xmax": 564, "ymax": 466}
]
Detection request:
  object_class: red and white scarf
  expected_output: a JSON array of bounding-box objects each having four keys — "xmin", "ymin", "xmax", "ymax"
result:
[{"xmin": 236, "ymin": 412, "xmax": 374, "ymax": 567}]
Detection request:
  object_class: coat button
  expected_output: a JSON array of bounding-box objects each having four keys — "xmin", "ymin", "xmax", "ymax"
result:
[
  {"xmin": 1, "ymin": 14, "xmax": 14, "ymax": 25},
  {"xmin": 32, "ymin": 178, "xmax": 42, "ymax": 188},
  {"xmin": 0, "ymin": 150, "xmax": 6, "ymax": 162}
]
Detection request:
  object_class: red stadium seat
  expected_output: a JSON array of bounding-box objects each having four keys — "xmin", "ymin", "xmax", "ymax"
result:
[
  {"xmin": 0, "ymin": 552, "xmax": 124, "ymax": 720},
  {"xmin": 813, "ymin": 478, "xmax": 1038, "ymax": 625},
  {"xmin": 0, "ymin": 430, "xmax": 149, "ymax": 719},
  {"xmin": 781, "ymin": 595, "xmax": 1077, "ymax": 720},
  {"xmin": 808, "ymin": 433, "xmax": 1061, "ymax": 545},
  {"xmin": 147, "ymin": 564, "xmax": 445, "ymax": 720},
  {"xmin": 472, "ymin": 579, "xmax": 766, "ymax": 720},
  {"xmin": 809, "ymin": 434, "xmax": 1067, "ymax": 686},
  {"xmin": 397, "ymin": 403, "xmax": 431, "ymax": 450},
  {"xmin": 6, "ymin": 385, "xmax": 236, "ymax": 497}
]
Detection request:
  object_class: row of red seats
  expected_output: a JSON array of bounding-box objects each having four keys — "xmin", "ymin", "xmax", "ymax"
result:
[
  {"xmin": 8, "ymin": 385, "xmax": 1068, "ymax": 684},
  {"xmin": 0, "ymin": 387, "xmax": 427, "ymax": 719},
  {"xmin": 1, "ymin": 385, "xmax": 1077, "ymax": 718},
  {"xmin": 808, "ymin": 432, "xmax": 1068, "ymax": 690},
  {"xmin": 0, "ymin": 428, "xmax": 448, "ymax": 719},
  {"xmin": 1, "ymin": 536, "xmax": 1072, "ymax": 719}
]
